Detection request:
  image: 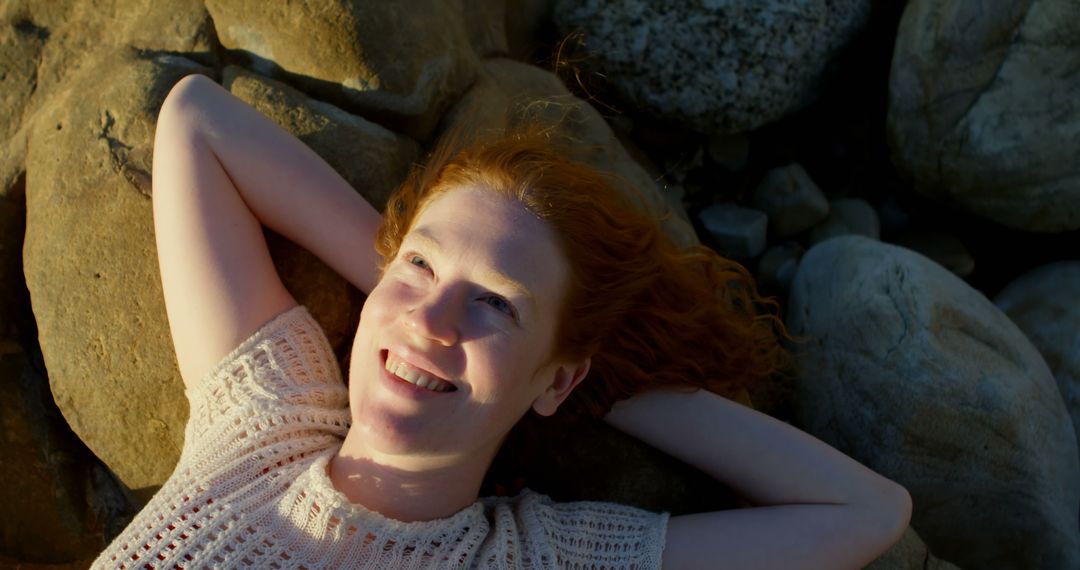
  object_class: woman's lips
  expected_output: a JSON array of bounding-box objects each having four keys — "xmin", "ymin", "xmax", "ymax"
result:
[{"xmin": 380, "ymin": 347, "xmax": 455, "ymax": 397}]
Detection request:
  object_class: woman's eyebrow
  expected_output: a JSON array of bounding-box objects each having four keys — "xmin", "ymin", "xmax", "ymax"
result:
[{"xmin": 407, "ymin": 228, "xmax": 536, "ymax": 309}]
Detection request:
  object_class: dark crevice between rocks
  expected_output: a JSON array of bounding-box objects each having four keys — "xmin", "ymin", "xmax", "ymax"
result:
[{"xmin": 4, "ymin": 172, "xmax": 140, "ymax": 558}]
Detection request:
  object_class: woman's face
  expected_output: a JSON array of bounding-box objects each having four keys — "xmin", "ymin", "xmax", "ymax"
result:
[{"xmin": 347, "ymin": 185, "xmax": 587, "ymax": 461}]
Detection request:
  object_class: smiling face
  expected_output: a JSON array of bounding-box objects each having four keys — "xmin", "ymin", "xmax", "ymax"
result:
[{"xmin": 347, "ymin": 184, "xmax": 588, "ymax": 462}]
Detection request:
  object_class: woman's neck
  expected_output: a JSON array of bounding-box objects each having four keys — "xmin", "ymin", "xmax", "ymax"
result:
[{"xmin": 327, "ymin": 428, "xmax": 494, "ymax": 522}]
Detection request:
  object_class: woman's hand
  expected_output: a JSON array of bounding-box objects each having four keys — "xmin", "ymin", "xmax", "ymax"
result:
[{"xmin": 603, "ymin": 387, "xmax": 911, "ymax": 569}]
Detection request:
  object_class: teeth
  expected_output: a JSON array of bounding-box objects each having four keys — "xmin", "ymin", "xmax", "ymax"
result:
[{"xmin": 385, "ymin": 353, "xmax": 453, "ymax": 392}]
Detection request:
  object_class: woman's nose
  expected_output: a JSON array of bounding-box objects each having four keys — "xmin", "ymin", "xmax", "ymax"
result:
[{"xmin": 404, "ymin": 288, "xmax": 462, "ymax": 346}]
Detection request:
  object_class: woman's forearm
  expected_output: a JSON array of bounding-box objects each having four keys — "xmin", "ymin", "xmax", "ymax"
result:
[
  {"xmin": 603, "ymin": 387, "xmax": 911, "ymax": 516},
  {"xmin": 159, "ymin": 74, "xmax": 384, "ymax": 293}
]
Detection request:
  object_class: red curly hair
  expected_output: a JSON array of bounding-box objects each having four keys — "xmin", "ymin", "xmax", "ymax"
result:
[{"xmin": 375, "ymin": 124, "xmax": 792, "ymax": 418}]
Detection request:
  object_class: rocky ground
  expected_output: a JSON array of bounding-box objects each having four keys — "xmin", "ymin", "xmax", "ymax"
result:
[{"xmin": 1, "ymin": 1, "xmax": 1077, "ymax": 568}]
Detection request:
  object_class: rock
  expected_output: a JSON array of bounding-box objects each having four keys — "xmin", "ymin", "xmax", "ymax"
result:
[
  {"xmin": 21, "ymin": 51, "xmax": 358, "ymax": 499},
  {"xmin": 223, "ymin": 66, "xmax": 421, "ymax": 213},
  {"xmin": 1, "ymin": 0, "xmax": 215, "ymax": 112},
  {"xmin": 2, "ymin": 1, "xmax": 215, "ymax": 337},
  {"xmin": 751, "ymin": 163, "xmax": 829, "ymax": 238},
  {"xmin": 808, "ymin": 198, "xmax": 880, "ymax": 245},
  {"xmin": 464, "ymin": 0, "xmax": 510, "ymax": 57},
  {"xmin": 892, "ymin": 230, "xmax": 974, "ymax": 278},
  {"xmin": 757, "ymin": 242, "xmax": 804, "ymax": 295},
  {"xmin": 995, "ymin": 262, "xmax": 1080, "ymax": 459},
  {"xmin": 205, "ymin": 0, "xmax": 477, "ymax": 141},
  {"xmin": 888, "ymin": 0, "xmax": 1080, "ymax": 232},
  {"xmin": 698, "ymin": 203, "xmax": 768, "ymax": 260},
  {"xmin": 553, "ymin": 0, "xmax": 873, "ymax": 134},
  {"xmin": 0, "ymin": 18, "xmax": 45, "ymax": 191},
  {"xmin": 440, "ymin": 57, "xmax": 698, "ymax": 247},
  {"xmin": 788, "ymin": 236, "xmax": 1079, "ymax": 570},
  {"xmin": 864, "ymin": 526, "xmax": 963, "ymax": 570}
]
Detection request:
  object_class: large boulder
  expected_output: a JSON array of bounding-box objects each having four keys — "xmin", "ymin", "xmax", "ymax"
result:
[
  {"xmin": 440, "ymin": 57, "xmax": 698, "ymax": 247},
  {"xmin": 205, "ymin": 0, "xmax": 478, "ymax": 140},
  {"xmin": 888, "ymin": 0, "xmax": 1080, "ymax": 232},
  {"xmin": 788, "ymin": 236, "xmax": 1079, "ymax": 570},
  {"xmin": 554, "ymin": 0, "xmax": 872, "ymax": 134},
  {"xmin": 23, "ymin": 50, "xmax": 411, "ymax": 500},
  {"xmin": 995, "ymin": 262, "xmax": 1080, "ymax": 460}
]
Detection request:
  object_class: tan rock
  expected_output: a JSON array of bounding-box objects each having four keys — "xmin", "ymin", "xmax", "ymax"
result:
[
  {"xmin": 24, "ymin": 49, "xmax": 209, "ymax": 501},
  {"xmin": 888, "ymin": 0, "xmax": 1080, "ymax": 232},
  {"xmin": 206, "ymin": 0, "xmax": 477, "ymax": 140},
  {"xmin": 223, "ymin": 66, "xmax": 421, "ymax": 213},
  {"xmin": 441, "ymin": 58, "xmax": 698, "ymax": 247}
]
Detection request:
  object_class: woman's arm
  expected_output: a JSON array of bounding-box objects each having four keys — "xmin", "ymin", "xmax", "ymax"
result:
[
  {"xmin": 603, "ymin": 388, "xmax": 911, "ymax": 570},
  {"xmin": 153, "ymin": 74, "xmax": 383, "ymax": 390}
]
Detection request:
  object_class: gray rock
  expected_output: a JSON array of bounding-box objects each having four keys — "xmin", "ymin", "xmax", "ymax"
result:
[
  {"xmin": 752, "ymin": 163, "xmax": 829, "ymax": 238},
  {"xmin": 888, "ymin": 0, "xmax": 1080, "ymax": 232},
  {"xmin": 995, "ymin": 262, "xmax": 1080, "ymax": 464},
  {"xmin": 698, "ymin": 203, "xmax": 767, "ymax": 259},
  {"xmin": 757, "ymin": 242, "xmax": 804, "ymax": 295},
  {"xmin": 554, "ymin": 0, "xmax": 872, "ymax": 134},
  {"xmin": 788, "ymin": 236, "xmax": 1079, "ymax": 570},
  {"xmin": 892, "ymin": 230, "xmax": 974, "ymax": 278},
  {"xmin": 808, "ymin": 198, "xmax": 880, "ymax": 245},
  {"xmin": 864, "ymin": 526, "xmax": 963, "ymax": 570},
  {"xmin": 206, "ymin": 0, "xmax": 477, "ymax": 140}
]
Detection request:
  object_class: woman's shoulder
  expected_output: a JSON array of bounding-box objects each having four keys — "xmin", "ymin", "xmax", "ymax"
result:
[{"xmin": 188, "ymin": 304, "xmax": 348, "ymax": 410}]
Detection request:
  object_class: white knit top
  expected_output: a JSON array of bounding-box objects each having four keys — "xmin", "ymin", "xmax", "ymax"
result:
[{"xmin": 92, "ymin": 304, "xmax": 669, "ymax": 569}]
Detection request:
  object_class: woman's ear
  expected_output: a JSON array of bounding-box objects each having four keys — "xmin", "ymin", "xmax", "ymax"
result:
[{"xmin": 532, "ymin": 357, "xmax": 591, "ymax": 417}]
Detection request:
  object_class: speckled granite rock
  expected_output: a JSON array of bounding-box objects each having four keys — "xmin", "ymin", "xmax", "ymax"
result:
[
  {"xmin": 888, "ymin": 0, "xmax": 1080, "ymax": 232},
  {"xmin": 554, "ymin": 0, "xmax": 872, "ymax": 134}
]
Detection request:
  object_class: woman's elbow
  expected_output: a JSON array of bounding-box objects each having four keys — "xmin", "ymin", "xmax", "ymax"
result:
[{"xmin": 867, "ymin": 482, "xmax": 914, "ymax": 550}]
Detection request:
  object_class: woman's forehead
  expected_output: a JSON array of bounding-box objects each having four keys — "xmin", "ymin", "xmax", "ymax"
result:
[{"xmin": 407, "ymin": 186, "xmax": 568, "ymax": 303}]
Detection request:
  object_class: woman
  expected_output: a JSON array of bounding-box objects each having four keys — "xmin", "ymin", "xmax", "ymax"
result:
[{"xmin": 93, "ymin": 73, "xmax": 911, "ymax": 569}]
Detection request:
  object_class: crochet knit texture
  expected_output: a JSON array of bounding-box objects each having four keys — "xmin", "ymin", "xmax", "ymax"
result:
[{"xmin": 93, "ymin": 304, "xmax": 669, "ymax": 569}]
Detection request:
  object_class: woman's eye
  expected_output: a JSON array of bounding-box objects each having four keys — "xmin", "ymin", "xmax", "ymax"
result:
[
  {"xmin": 407, "ymin": 254, "xmax": 430, "ymax": 270},
  {"xmin": 483, "ymin": 295, "xmax": 517, "ymax": 319}
]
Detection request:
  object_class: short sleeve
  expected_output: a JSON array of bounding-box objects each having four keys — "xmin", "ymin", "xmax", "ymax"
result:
[
  {"xmin": 486, "ymin": 490, "xmax": 670, "ymax": 569},
  {"xmin": 179, "ymin": 304, "xmax": 350, "ymax": 467},
  {"xmin": 544, "ymin": 498, "xmax": 670, "ymax": 569}
]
